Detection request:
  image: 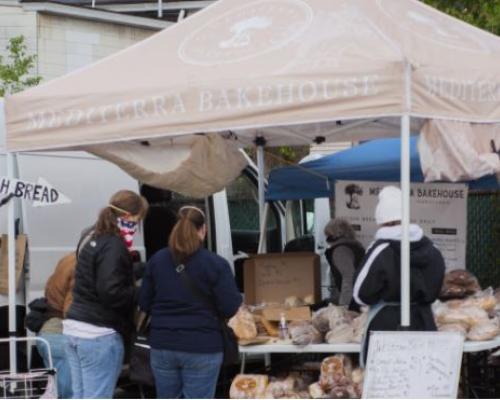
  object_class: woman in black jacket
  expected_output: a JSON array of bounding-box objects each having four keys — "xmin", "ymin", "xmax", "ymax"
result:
[
  {"xmin": 353, "ymin": 186, "xmax": 445, "ymax": 365},
  {"xmin": 64, "ymin": 190, "xmax": 148, "ymax": 399},
  {"xmin": 139, "ymin": 206, "xmax": 242, "ymax": 399}
]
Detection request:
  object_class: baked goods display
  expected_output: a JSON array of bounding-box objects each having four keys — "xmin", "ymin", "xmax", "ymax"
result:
[
  {"xmin": 230, "ymin": 355, "xmax": 364, "ymax": 399},
  {"xmin": 433, "ymin": 284, "xmax": 500, "ymax": 341},
  {"xmin": 289, "ymin": 321, "xmax": 323, "ymax": 345},
  {"xmin": 235, "ymin": 302, "xmax": 372, "ymax": 346},
  {"xmin": 229, "ymin": 374, "xmax": 268, "ymax": 399},
  {"xmin": 228, "ymin": 306, "xmax": 258, "ymax": 340},
  {"xmin": 439, "ymin": 269, "xmax": 481, "ymax": 300}
]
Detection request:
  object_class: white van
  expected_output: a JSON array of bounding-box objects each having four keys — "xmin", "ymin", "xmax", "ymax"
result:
[{"xmin": 0, "ymin": 98, "xmax": 334, "ymax": 310}]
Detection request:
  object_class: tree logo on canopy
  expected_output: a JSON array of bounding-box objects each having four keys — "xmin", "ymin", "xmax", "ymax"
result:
[
  {"xmin": 376, "ymin": 0, "xmax": 494, "ymax": 54},
  {"xmin": 178, "ymin": 0, "xmax": 313, "ymax": 66}
]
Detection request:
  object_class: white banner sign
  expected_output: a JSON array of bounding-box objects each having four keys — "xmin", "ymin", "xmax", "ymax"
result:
[
  {"xmin": 363, "ymin": 331, "xmax": 463, "ymax": 399},
  {"xmin": 0, "ymin": 176, "xmax": 71, "ymax": 206},
  {"xmin": 335, "ymin": 181, "xmax": 468, "ymax": 270}
]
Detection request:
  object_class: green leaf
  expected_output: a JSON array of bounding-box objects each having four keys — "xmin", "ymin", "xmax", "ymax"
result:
[{"xmin": 0, "ymin": 35, "xmax": 42, "ymax": 96}]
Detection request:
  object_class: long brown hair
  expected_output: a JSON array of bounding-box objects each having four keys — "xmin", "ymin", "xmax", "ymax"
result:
[
  {"xmin": 94, "ymin": 190, "xmax": 149, "ymax": 236},
  {"xmin": 168, "ymin": 206, "xmax": 205, "ymax": 263}
]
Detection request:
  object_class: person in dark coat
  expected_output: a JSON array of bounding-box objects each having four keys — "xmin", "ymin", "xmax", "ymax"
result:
[
  {"xmin": 324, "ymin": 218, "xmax": 365, "ymax": 306},
  {"xmin": 139, "ymin": 205, "xmax": 242, "ymax": 399},
  {"xmin": 352, "ymin": 186, "xmax": 445, "ymax": 365},
  {"xmin": 64, "ymin": 190, "xmax": 149, "ymax": 399}
]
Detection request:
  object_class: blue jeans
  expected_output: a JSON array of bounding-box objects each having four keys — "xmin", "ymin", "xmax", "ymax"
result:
[
  {"xmin": 37, "ymin": 334, "xmax": 72, "ymax": 399},
  {"xmin": 64, "ymin": 333, "xmax": 124, "ymax": 399},
  {"xmin": 150, "ymin": 349, "xmax": 223, "ymax": 399}
]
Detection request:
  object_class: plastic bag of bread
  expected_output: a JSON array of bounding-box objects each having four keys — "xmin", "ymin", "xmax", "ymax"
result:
[
  {"xmin": 308, "ymin": 382, "xmax": 328, "ymax": 399},
  {"xmin": 264, "ymin": 377, "xmax": 295, "ymax": 399},
  {"xmin": 350, "ymin": 368, "xmax": 364, "ymax": 397},
  {"xmin": 303, "ymin": 294, "xmax": 315, "ymax": 305},
  {"xmin": 328, "ymin": 306, "xmax": 350, "ymax": 330},
  {"xmin": 289, "ymin": 321, "xmax": 323, "ymax": 345},
  {"xmin": 325, "ymin": 323, "xmax": 354, "ymax": 344},
  {"xmin": 284, "ymin": 296, "xmax": 304, "ymax": 308},
  {"xmin": 438, "ymin": 323, "xmax": 468, "ymax": 335},
  {"xmin": 287, "ymin": 371, "xmax": 315, "ymax": 392},
  {"xmin": 436, "ymin": 306, "xmax": 489, "ymax": 328},
  {"xmin": 319, "ymin": 355, "xmax": 353, "ymax": 390},
  {"xmin": 351, "ymin": 312, "xmax": 368, "ymax": 343},
  {"xmin": 230, "ymin": 374, "xmax": 269, "ymax": 399},
  {"xmin": 228, "ymin": 307, "xmax": 257, "ymax": 340},
  {"xmin": 461, "ymin": 288, "xmax": 497, "ymax": 312},
  {"xmin": 351, "ymin": 368, "xmax": 364, "ymax": 385},
  {"xmin": 467, "ymin": 318, "xmax": 500, "ymax": 341},
  {"xmin": 328, "ymin": 385, "xmax": 357, "ymax": 399},
  {"xmin": 495, "ymin": 287, "xmax": 500, "ymax": 303},
  {"xmin": 312, "ymin": 304, "xmax": 341, "ymax": 333}
]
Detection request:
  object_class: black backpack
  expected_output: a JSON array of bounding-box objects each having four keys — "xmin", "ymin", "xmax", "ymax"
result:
[{"xmin": 25, "ymin": 298, "xmax": 51, "ymax": 333}]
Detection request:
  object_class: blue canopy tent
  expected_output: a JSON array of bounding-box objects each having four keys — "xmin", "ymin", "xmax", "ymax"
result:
[{"xmin": 266, "ymin": 137, "xmax": 499, "ymax": 201}]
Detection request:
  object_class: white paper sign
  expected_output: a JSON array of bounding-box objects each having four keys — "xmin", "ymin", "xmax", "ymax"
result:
[
  {"xmin": 334, "ymin": 181, "xmax": 468, "ymax": 270},
  {"xmin": 0, "ymin": 176, "xmax": 71, "ymax": 206},
  {"xmin": 363, "ymin": 331, "xmax": 464, "ymax": 399}
]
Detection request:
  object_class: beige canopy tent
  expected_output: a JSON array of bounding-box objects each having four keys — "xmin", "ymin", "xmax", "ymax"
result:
[
  {"xmin": 6, "ymin": 0, "xmax": 500, "ymax": 151},
  {"xmin": 4, "ymin": 0, "xmax": 500, "ymax": 372}
]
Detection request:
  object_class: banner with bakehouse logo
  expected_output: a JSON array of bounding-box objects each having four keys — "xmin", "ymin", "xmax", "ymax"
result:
[
  {"xmin": 6, "ymin": 0, "xmax": 500, "ymax": 152},
  {"xmin": 334, "ymin": 180, "xmax": 468, "ymax": 271}
]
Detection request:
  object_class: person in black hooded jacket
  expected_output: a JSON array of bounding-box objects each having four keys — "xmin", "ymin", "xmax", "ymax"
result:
[{"xmin": 352, "ymin": 186, "xmax": 445, "ymax": 364}]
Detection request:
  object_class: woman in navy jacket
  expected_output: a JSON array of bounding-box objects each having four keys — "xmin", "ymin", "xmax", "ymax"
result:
[{"xmin": 139, "ymin": 205, "xmax": 242, "ymax": 399}]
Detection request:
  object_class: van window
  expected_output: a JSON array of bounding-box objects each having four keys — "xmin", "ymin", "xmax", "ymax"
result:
[
  {"xmin": 226, "ymin": 174, "xmax": 280, "ymax": 253},
  {"xmin": 141, "ymin": 185, "xmax": 214, "ymax": 260},
  {"xmin": 226, "ymin": 172, "xmax": 281, "ymax": 290}
]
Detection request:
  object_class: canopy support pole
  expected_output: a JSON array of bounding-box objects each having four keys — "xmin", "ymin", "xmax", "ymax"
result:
[
  {"xmin": 7, "ymin": 152, "xmax": 17, "ymax": 374},
  {"xmin": 400, "ymin": 61, "xmax": 412, "ymax": 328},
  {"xmin": 256, "ymin": 137, "xmax": 266, "ymax": 253},
  {"xmin": 157, "ymin": 0, "xmax": 163, "ymax": 18},
  {"xmin": 257, "ymin": 203, "xmax": 269, "ymax": 254}
]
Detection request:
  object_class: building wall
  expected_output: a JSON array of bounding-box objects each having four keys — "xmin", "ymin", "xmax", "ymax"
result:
[
  {"xmin": 37, "ymin": 14, "xmax": 155, "ymax": 81},
  {"xmin": 0, "ymin": 5, "xmax": 37, "ymax": 72},
  {"xmin": 310, "ymin": 141, "xmax": 352, "ymax": 155}
]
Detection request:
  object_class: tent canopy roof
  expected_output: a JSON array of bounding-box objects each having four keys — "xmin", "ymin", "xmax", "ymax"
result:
[
  {"xmin": 266, "ymin": 136, "xmax": 500, "ymax": 201},
  {"xmin": 6, "ymin": 0, "xmax": 500, "ymax": 151}
]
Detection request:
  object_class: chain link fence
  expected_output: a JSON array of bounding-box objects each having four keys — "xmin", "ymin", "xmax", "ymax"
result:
[{"xmin": 466, "ymin": 191, "xmax": 499, "ymax": 289}]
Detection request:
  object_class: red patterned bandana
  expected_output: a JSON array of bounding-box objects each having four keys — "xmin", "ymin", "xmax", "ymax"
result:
[{"xmin": 117, "ymin": 217, "xmax": 138, "ymax": 250}]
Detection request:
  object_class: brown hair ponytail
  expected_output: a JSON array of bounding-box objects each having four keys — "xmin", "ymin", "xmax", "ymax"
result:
[
  {"xmin": 169, "ymin": 206, "xmax": 205, "ymax": 263},
  {"xmin": 95, "ymin": 190, "xmax": 149, "ymax": 236}
]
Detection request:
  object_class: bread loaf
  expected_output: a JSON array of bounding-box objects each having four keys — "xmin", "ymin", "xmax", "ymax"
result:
[
  {"xmin": 308, "ymin": 382, "xmax": 327, "ymax": 399},
  {"xmin": 467, "ymin": 319, "xmax": 500, "ymax": 341},
  {"xmin": 230, "ymin": 374, "xmax": 268, "ymax": 399},
  {"xmin": 263, "ymin": 377, "xmax": 295, "ymax": 399},
  {"xmin": 289, "ymin": 321, "xmax": 323, "ymax": 345},
  {"xmin": 325, "ymin": 324, "xmax": 354, "ymax": 344},
  {"xmin": 228, "ymin": 307, "xmax": 257, "ymax": 340}
]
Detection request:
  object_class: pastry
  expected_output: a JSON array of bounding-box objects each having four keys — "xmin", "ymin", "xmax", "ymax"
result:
[
  {"xmin": 308, "ymin": 382, "xmax": 327, "ymax": 399},
  {"xmin": 289, "ymin": 321, "xmax": 323, "ymax": 345},
  {"xmin": 228, "ymin": 307, "xmax": 258, "ymax": 340},
  {"xmin": 325, "ymin": 324, "xmax": 354, "ymax": 344},
  {"xmin": 230, "ymin": 374, "xmax": 269, "ymax": 399}
]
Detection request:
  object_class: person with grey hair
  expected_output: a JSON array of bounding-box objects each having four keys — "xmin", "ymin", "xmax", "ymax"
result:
[{"xmin": 324, "ymin": 218, "xmax": 365, "ymax": 306}]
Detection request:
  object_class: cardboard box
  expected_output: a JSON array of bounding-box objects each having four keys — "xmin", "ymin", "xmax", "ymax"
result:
[
  {"xmin": 0, "ymin": 234, "xmax": 27, "ymax": 295},
  {"xmin": 243, "ymin": 252, "xmax": 321, "ymax": 305},
  {"xmin": 262, "ymin": 306, "xmax": 311, "ymax": 322}
]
